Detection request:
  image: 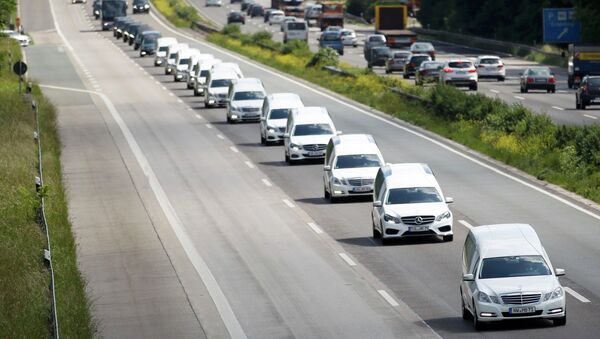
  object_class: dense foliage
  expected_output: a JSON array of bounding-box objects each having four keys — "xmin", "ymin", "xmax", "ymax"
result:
[
  {"xmin": 0, "ymin": 0, "xmax": 16, "ymax": 27},
  {"xmin": 418, "ymin": 0, "xmax": 600, "ymax": 44}
]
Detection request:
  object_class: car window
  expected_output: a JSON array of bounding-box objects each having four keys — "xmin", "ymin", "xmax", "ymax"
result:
[
  {"xmin": 479, "ymin": 256, "xmax": 552, "ymax": 279},
  {"xmin": 411, "ymin": 56, "xmax": 431, "ymax": 63},
  {"xmin": 589, "ymin": 78, "xmax": 600, "ymax": 86},
  {"xmin": 168, "ymin": 52, "xmax": 177, "ymax": 59},
  {"xmin": 340, "ymin": 31, "xmax": 352, "ymax": 36},
  {"xmin": 322, "ymin": 33, "xmax": 340, "ymax": 41},
  {"xmin": 334, "ymin": 154, "xmax": 381, "ymax": 169},
  {"xmin": 448, "ymin": 61, "xmax": 473, "ymax": 68},
  {"xmin": 529, "ymin": 68, "xmax": 551, "ymax": 76},
  {"xmin": 394, "ymin": 52, "xmax": 410, "ymax": 59},
  {"xmin": 293, "ymin": 123, "xmax": 333, "ymax": 136},
  {"xmin": 178, "ymin": 58, "xmax": 190, "ymax": 65},
  {"xmin": 479, "ymin": 58, "xmax": 500, "ymax": 64},
  {"xmin": 200, "ymin": 70, "xmax": 209, "ymax": 77},
  {"xmin": 210, "ymin": 79, "xmax": 232, "ymax": 88},
  {"xmin": 268, "ymin": 108, "xmax": 290, "ymax": 120},
  {"xmin": 412, "ymin": 43, "xmax": 433, "ymax": 50},
  {"xmin": 369, "ymin": 36, "xmax": 384, "ymax": 42},
  {"xmin": 233, "ymin": 91, "xmax": 265, "ymax": 101},
  {"xmin": 287, "ymin": 22, "xmax": 306, "ymax": 30},
  {"xmin": 386, "ymin": 187, "xmax": 442, "ymax": 204}
]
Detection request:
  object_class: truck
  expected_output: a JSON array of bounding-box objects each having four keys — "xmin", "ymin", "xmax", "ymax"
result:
[
  {"xmin": 271, "ymin": 0, "xmax": 304, "ymax": 18},
  {"xmin": 568, "ymin": 45, "xmax": 600, "ymax": 88},
  {"xmin": 374, "ymin": 3, "xmax": 416, "ymax": 48},
  {"xmin": 316, "ymin": 1, "xmax": 344, "ymax": 31},
  {"xmin": 101, "ymin": 0, "xmax": 127, "ymax": 31}
]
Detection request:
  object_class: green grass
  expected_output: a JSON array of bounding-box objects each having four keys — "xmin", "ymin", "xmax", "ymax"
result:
[
  {"xmin": 0, "ymin": 38, "xmax": 95, "ymax": 338},
  {"xmin": 207, "ymin": 30, "xmax": 600, "ymax": 205},
  {"xmin": 151, "ymin": 0, "xmax": 215, "ymax": 28}
]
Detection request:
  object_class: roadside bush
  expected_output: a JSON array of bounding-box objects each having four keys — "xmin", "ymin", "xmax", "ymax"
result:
[
  {"xmin": 221, "ymin": 23, "xmax": 241, "ymax": 37},
  {"xmin": 281, "ymin": 40, "xmax": 310, "ymax": 57},
  {"xmin": 306, "ymin": 47, "xmax": 339, "ymax": 67}
]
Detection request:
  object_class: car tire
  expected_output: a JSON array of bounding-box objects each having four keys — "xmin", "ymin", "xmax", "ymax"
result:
[
  {"xmin": 194, "ymin": 89, "xmax": 200, "ymax": 97},
  {"xmin": 461, "ymin": 291, "xmax": 472, "ymax": 320},
  {"xmin": 473, "ymin": 301, "xmax": 483, "ymax": 330},
  {"xmin": 227, "ymin": 115, "xmax": 232, "ymax": 123},
  {"xmin": 470, "ymin": 83, "xmax": 478, "ymax": 91},
  {"xmin": 553, "ymin": 311, "xmax": 566, "ymax": 326},
  {"xmin": 205, "ymin": 102, "xmax": 211, "ymax": 108},
  {"xmin": 403, "ymin": 74, "xmax": 409, "ymax": 79},
  {"xmin": 581, "ymin": 101, "xmax": 586, "ymax": 110},
  {"xmin": 329, "ymin": 193, "xmax": 337, "ymax": 203},
  {"xmin": 385, "ymin": 68, "xmax": 391, "ymax": 74},
  {"xmin": 498, "ymin": 76, "xmax": 505, "ymax": 82},
  {"xmin": 520, "ymin": 86, "xmax": 525, "ymax": 93},
  {"xmin": 381, "ymin": 236, "xmax": 389, "ymax": 246},
  {"xmin": 372, "ymin": 221, "xmax": 382, "ymax": 239},
  {"xmin": 285, "ymin": 152, "xmax": 290, "ymax": 164},
  {"xmin": 443, "ymin": 234, "xmax": 453, "ymax": 242},
  {"xmin": 261, "ymin": 134, "xmax": 266, "ymax": 145},
  {"xmin": 576, "ymin": 100, "xmax": 581, "ymax": 110},
  {"xmin": 324, "ymin": 186, "xmax": 330, "ymax": 199},
  {"xmin": 523, "ymin": 86, "xmax": 528, "ymax": 93}
]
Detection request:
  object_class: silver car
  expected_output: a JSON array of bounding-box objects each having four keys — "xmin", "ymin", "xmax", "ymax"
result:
[
  {"xmin": 439, "ymin": 59, "xmax": 478, "ymax": 91},
  {"xmin": 385, "ymin": 51, "xmax": 411, "ymax": 74}
]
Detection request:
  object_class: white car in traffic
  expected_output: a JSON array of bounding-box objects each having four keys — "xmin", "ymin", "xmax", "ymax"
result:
[
  {"xmin": 474, "ymin": 55, "xmax": 505, "ymax": 81},
  {"xmin": 226, "ymin": 78, "xmax": 266, "ymax": 123},
  {"xmin": 283, "ymin": 107, "xmax": 339, "ymax": 164},
  {"xmin": 260, "ymin": 93, "xmax": 304, "ymax": 145}
]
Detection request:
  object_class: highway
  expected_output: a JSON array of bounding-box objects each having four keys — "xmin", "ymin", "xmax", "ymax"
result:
[
  {"xmin": 196, "ymin": 0, "xmax": 600, "ymax": 126},
  {"xmin": 21, "ymin": 0, "xmax": 600, "ymax": 338}
]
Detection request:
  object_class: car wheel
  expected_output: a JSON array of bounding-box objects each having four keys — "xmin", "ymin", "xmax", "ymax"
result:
[
  {"xmin": 403, "ymin": 74, "xmax": 409, "ymax": 79},
  {"xmin": 204, "ymin": 102, "xmax": 211, "ymax": 108},
  {"xmin": 443, "ymin": 234, "xmax": 453, "ymax": 242},
  {"xmin": 523, "ymin": 86, "xmax": 528, "ymax": 93},
  {"xmin": 285, "ymin": 152, "xmax": 290, "ymax": 164},
  {"xmin": 194, "ymin": 89, "xmax": 200, "ymax": 97},
  {"xmin": 581, "ymin": 101, "xmax": 586, "ymax": 110},
  {"xmin": 553, "ymin": 310, "xmax": 566, "ymax": 326},
  {"xmin": 372, "ymin": 221, "xmax": 382, "ymax": 239},
  {"xmin": 324, "ymin": 186, "xmax": 330, "ymax": 199},
  {"xmin": 329, "ymin": 193, "xmax": 337, "ymax": 203},
  {"xmin": 261, "ymin": 134, "xmax": 266, "ymax": 145},
  {"xmin": 473, "ymin": 301, "xmax": 483, "ymax": 330},
  {"xmin": 470, "ymin": 83, "xmax": 478, "ymax": 91},
  {"xmin": 385, "ymin": 68, "xmax": 390, "ymax": 74},
  {"xmin": 520, "ymin": 86, "xmax": 525, "ymax": 93},
  {"xmin": 498, "ymin": 76, "xmax": 505, "ymax": 82},
  {"xmin": 576, "ymin": 100, "xmax": 581, "ymax": 110},
  {"xmin": 461, "ymin": 290, "xmax": 472, "ymax": 320},
  {"xmin": 551, "ymin": 88, "xmax": 556, "ymax": 93}
]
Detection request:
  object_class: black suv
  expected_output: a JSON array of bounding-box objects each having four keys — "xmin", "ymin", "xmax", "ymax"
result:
[
  {"xmin": 576, "ymin": 76, "xmax": 600, "ymax": 110},
  {"xmin": 227, "ymin": 11, "xmax": 245, "ymax": 24},
  {"xmin": 132, "ymin": 0, "xmax": 150, "ymax": 13}
]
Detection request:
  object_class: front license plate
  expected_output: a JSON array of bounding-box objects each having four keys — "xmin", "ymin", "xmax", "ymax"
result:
[
  {"xmin": 591, "ymin": 98, "xmax": 600, "ymax": 103},
  {"xmin": 510, "ymin": 306, "xmax": 536, "ymax": 314},
  {"xmin": 353, "ymin": 186, "xmax": 371, "ymax": 192},
  {"xmin": 409, "ymin": 225, "xmax": 428, "ymax": 232},
  {"xmin": 307, "ymin": 151, "xmax": 323, "ymax": 156}
]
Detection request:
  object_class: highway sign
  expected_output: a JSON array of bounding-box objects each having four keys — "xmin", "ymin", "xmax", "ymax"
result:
[{"xmin": 543, "ymin": 8, "xmax": 581, "ymax": 43}]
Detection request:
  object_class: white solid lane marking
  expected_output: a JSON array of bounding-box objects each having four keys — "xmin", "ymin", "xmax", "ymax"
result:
[
  {"xmin": 195, "ymin": 114, "xmax": 203, "ymax": 120},
  {"xmin": 459, "ymin": 220, "xmax": 474, "ymax": 230},
  {"xmin": 177, "ymin": 99, "xmax": 183, "ymax": 103},
  {"xmin": 378, "ymin": 290, "xmax": 400, "ymax": 307},
  {"xmin": 583, "ymin": 114, "xmax": 598, "ymax": 120},
  {"xmin": 155, "ymin": 81, "xmax": 160, "ymax": 85},
  {"xmin": 206, "ymin": 123, "xmax": 213, "ymax": 129},
  {"xmin": 552, "ymin": 106, "xmax": 565, "ymax": 111},
  {"xmin": 339, "ymin": 253, "xmax": 357, "ymax": 266},
  {"xmin": 261, "ymin": 178, "xmax": 272, "ymax": 187},
  {"xmin": 564, "ymin": 287, "xmax": 591, "ymax": 303},
  {"xmin": 559, "ymin": 90, "xmax": 568, "ymax": 93},
  {"xmin": 229, "ymin": 146, "xmax": 239, "ymax": 153},
  {"xmin": 307, "ymin": 222, "xmax": 324, "ymax": 234},
  {"xmin": 244, "ymin": 161, "xmax": 255, "ymax": 169},
  {"xmin": 162, "ymin": 86, "xmax": 167, "ymax": 90},
  {"xmin": 282, "ymin": 199, "xmax": 295, "ymax": 208},
  {"xmin": 217, "ymin": 134, "xmax": 225, "ymax": 140},
  {"xmin": 514, "ymin": 96, "xmax": 525, "ymax": 100},
  {"xmin": 490, "ymin": 89, "xmax": 499, "ymax": 94},
  {"xmin": 169, "ymin": 93, "xmax": 174, "ymax": 97}
]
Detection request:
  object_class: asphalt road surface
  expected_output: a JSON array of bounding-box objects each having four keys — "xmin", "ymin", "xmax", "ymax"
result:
[{"xmin": 20, "ymin": 0, "xmax": 600, "ymax": 338}]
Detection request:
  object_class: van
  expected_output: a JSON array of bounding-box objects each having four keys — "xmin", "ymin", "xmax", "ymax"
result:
[
  {"xmin": 323, "ymin": 134, "xmax": 385, "ymax": 202},
  {"xmin": 283, "ymin": 107, "xmax": 339, "ymax": 164},
  {"xmin": 187, "ymin": 54, "xmax": 214, "ymax": 90},
  {"xmin": 164, "ymin": 43, "xmax": 189, "ymax": 75},
  {"xmin": 211, "ymin": 62, "xmax": 243, "ymax": 79},
  {"xmin": 155, "ymin": 37, "xmax": 177, "ymax": 66},
  {"xmin": 460, "ymin": 224, "xmax": 566, "ymax": 329},
  {"xmin": 260, "ymin": 93, "xmax": 304, "ymax": 145},
  {"xmin": 371, "ymin": 163, "xmax": 454, "ymax": 244},
  {"xmin": 226, "ymin": 78, "xmax": 266, "ymax": 123},
  {"xmin": 174, "ymin": 48, "xmax": 200, "ymax": 82},
  {"xmin": 283, "ymin": 20, "xmax": 308, "ymax": 43},
  {"xmin": 194, "ymin": 58, "xmax": 222, "ymax": 96},
  {"xmin": 204, "ymin": 70, "xmax": 240, "ymax": 108}
]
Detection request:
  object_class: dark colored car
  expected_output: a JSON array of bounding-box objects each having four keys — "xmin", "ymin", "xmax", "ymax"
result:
[
  {"xmin": 385, "ymin": 50, "xmax": 411, "ymax": 74},
  {"xmin": 318, "ymin": 31, "xmax": 343, "ymax": 55},
  {"xmin": 368, "ymin": 46, "xmax": 391, "ymax": 68},
  {"xmin": 245, "ymin": 3, "xmax": 256, "ymax": 15},
  {"xmin": 250, "ymin": 4, "xmax": 264, "ymax": 17},
  {"xmin": 113, "ymin": 17, "xmax": 130, "ymax": 38},
  {"xmin": 520, "ymin": 67, "xmax": 556, "ymax": 93},
  {"xmin": 576, "ymin": 76, "xmax": 600, "ymax": 109},
  {"xmin": 403, "ymin": 54, "xmax": 431, "ymax": 79},
  {"xmin": 122, "ymin": 21, "xmax": 141, "ymax": 43},
  {"xmin": 132, "ymin": 0, "xmax": 149, "ymax": 13},
  {"xmin": 241, "ymin": 0, "xmax": 253, "ymax": 12},
  {"xmin": 415, "ymin": 61, "xmax": 444, "ymax": 86},
  {"xmin": 129, "ymin": 24, "xmax": 151, "ymax": 46},
  {"xmin": 93, "ymin": 0, "xmax": 102, "ymax": 19},
  {"xmin": 227, "ymin": 11, "xmax": 245, "ymax": 24},
  {"xmin": 137, "ymin": 31, "xmax": 160, "ymax": 54}
]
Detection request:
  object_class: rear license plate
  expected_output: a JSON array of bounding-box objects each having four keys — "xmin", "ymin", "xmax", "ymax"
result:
[
  {"xmin": 591, "ymin": 98, "xmax": 600, "ymax": 103},
  {"xmin": 457, "ymin": 71, "xmax": 466, "ymax": 74},
  {"xmin": 509, "ymin": 306, "xmax": 536, "ymax": 314},
  {"xmin": 307, "ymin": 151, "xmax": 323, "ymax": 156},
  {"xmin": 409, "ymin": 225, "xmax": 429, "ymax": 232},
  {"xmin": 352, "ymin": 186, "xmax": 371, "ymax": 192},
  {"xmin": 536, "ymin": 79, "xmax": 546, "ymax": 83}
]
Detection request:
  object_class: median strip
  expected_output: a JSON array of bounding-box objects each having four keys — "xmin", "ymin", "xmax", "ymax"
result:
[{"xmin": 338, "ymin": 253, "xmax": 357, "ymax": 267}]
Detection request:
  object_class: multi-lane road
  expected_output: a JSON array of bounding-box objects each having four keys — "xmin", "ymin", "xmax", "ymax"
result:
[
  {"xmin": 20, "ymin": 0, "xmax": 600, "ymax": 338},
  {"xmin": 196, "ymin": 0, "xmax": 600, "ymax": 126}
]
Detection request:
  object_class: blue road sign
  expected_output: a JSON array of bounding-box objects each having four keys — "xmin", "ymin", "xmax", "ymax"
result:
[{"xmin": 543, "ymin": 8, "xmax": 581, "ymax": 43}]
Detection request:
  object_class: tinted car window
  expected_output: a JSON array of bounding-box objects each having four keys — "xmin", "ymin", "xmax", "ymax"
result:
[
  {"xmin": 178, "ymin": 58, "xmax": 190, "ymax": 65},
  {"xmin": 529, "ymin": 68, "xmax": 551, "ymax": 76},
  {"xmin": 386, "ymin": 187, "xmax": 442, "ymax": 204},
  {"xmin": 589, "ymin": 78, "xmax": 600, "ymax": 86},
  {"xmin": 200, "ymin": 70, "xmax": 209, "ymax": 77},
  {"xmin": 369, "ymin": 36, "xmax": 385, "ymax": 42},
  {"xmin": 287, "ymin": 22, "xmax": 306, "ymax": 30},
  {"xmin": 410, "ymin": 56, "xmax": 431, "ymax": 64},
  {"xmin": 268, "ymin": 108, "xmax": 290, "ymax": 119},
  {"xmin": 334, "ymin": 154, "xmax": 381, "ymax": 169},
  {"xmin": 480, "ymin": 58, "xmax": 500, "ymax": 64},
  {"xmin": 448, "ymin": 61, "xmax": 473, "ymax": 68},
  {"xmin": 233, "ymin": 91, "xmax": 265, "ymax": 100},
  {"xmin": 210, "ymin": 79, "xmax": 232, "ymax": 88},
  {"xmin": 159, "ymin": 46, "xmax": 169, "ymax": 52},
  {"xmin": 322, "ymin": 33, "xmax": 340, "ymax": 41},
  {"xmin": 480, "ymin": 256, "xmax": 551, "ymax": 279},
  {"xmin": 293, "ymin": 123, "xmax": 333, "ymax": 136}
]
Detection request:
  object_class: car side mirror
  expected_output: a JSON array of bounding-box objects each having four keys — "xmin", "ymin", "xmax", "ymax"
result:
[
  {"xmin": 445, "ymin": 197, "xmax": 454, "ymax": 204},
  {"xmin": 555, "ymin": 268, "xmax": 565, "ymax": 276},
  {"xmin": 323, "ymin": 165, "xmax": 331, "ymax": 171},
  {"xmin": 373, "ymin": 200, "xmax": 382, "ymax": 208},
  {"xmin": 283, "ymin": 133, "xmax": 290, "ymax": 138},
  {"xmin": 462, "ymin": 273, "xmax": 474, "ymax": 281},
  {"xmin": 336, "ymin": 130, "xmax": 342, "ymax": 135},
  {"xmin": 260, "ymin": 116, "xmax": 266, "ymax": 121}
]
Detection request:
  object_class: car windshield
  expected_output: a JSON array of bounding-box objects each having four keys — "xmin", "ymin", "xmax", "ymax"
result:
[
  {"xmin": 412, "ymin": 43, "xmax": 433, "ymax": 50},
  {"xmin": 168, "ymin": 53, "xmax": 177, "ymax": 59},
  {"xmin": 394, "ymin": 52, "xmax": 410, "ymax": 59},
  {"xmin": 200, "ymin": 70, "xmax": 209, "ymax": 77},
  {"xmin": 178, "ymin": 58, "xmax": 190, "ymax": 65},
  {"xmin": 233, "ymin": 91, "xmax": 265, "ymax": 101},
  {"xmin": 480, "ymin": 58, "xmax": 500, "ymax": 64},
  {"xmin": 210, "ymin": 79, "xmax": 232, "ymax": 88},
  {"xmin": 411, "ymin": 56, "xmax": 430, "ymax": 63},
  {"xmin": 143, "ymin": 39, "xmax": 156, "ymax": 46},
  {"xmin": 159, "ymin": 46, "xmax": 168, "ymax": 52},
  {"xmin": 288, "ymin": 22, "xmax": 306, "ymax": 30},
  {"xmin": 335, "ymin": 154, "xmax": 381, "ymax": 169},
  {"xmin": 479, "ymin": 256, "xmax": 552, "ymax": 279},
  {"xmin": 589, "ymin": 78, "xmax": 600, "ymax": 86},
  {"xmin": 448, "ymin": 61, "xmax": 473, "ymax": 68},
  {"xmin": 341, "ymin": 31, "xmax": 353, "ymax": 36},
  {"xmin": 269, "ymin": 108, "xmax": 290, "ymax": 119},
  {"xmin": 293, "ymin": 123, "xmax": 333, "ymax": 136},
  {"xmin": 323, "ymin": 33, "xmax": 340, "ymax": 41},
  {"xmin": 369, "ymin": 36, "xmax": 384, "ymax": 42},
  {"xmin": 386, "ymin": 187, "xmax": 442, "ymax": 205},
  {"xmin": 529, "ymin": 68, "xmax": 551, "ymax": 76}
]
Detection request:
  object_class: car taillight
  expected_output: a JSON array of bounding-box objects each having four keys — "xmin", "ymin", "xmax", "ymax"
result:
[
  {"xmin": 527, "ymin": 77, "xmax": 534, "ymax": 83},
  {"xmin": 549, "ymin": 77, "xmax": 556, "ymax": 84},
  {"xmin": 443, "ymin": 68, "xmax": 453, "ymax": 73},
  {"xmin": 468, "ymin": 69, "xmax": 477, "ymax": 73},
  {"xmin": 410, "ymin": 63, "xmax": 416, "ymax": 68},
  {"xmin": 497, "ymin": 64, "xmax": 504, "ymax": 68}
]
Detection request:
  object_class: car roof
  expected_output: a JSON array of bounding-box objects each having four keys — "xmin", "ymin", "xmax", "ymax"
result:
[
  {"xmin": 410, "ymin": 54, "xmax": 430, "ymax": 58},
  {"xmin": 157, "ymin": 37, "xmax": 177, "ymax": 44},
  {"xmin": 380, "ymin": 163, "xmax": 439, "ymax": 189},
  {"xmin": 268, "ymin": 93, "xmax": 304, "ymax": 109},
  {"xmin": 200, "ymin": 59, "xmax": 222, "ymax": 68},
  {"xmin": 211, "ymin": 70, "xmax": 239, "ymax": 80},
  {"xmin": 330, "ymin": 134, "xmax": 381, "ymax": 156},
  {"xmin": 478, "ymin": 55, "xmax": 501, "ymax": 59},
  {"xmin": 471, "ymin": 224, "xmax": 545, "ymax": 259},
  {"xmin": 232, "ymin": 78, "xmax": 264, "ymax": 91},
  {"xmin": 292, "ymin": 107, "xmax": 332, "ymax": 124}
]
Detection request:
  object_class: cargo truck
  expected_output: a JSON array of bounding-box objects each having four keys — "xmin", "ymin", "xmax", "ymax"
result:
[
  {"xmin": 374, "ymin": 4, "xmax": 416, "ymax": 48},
  {"xmin": 102, "ymin": 0, "xmax": 127, "ymax": 30},
  {"xmin": 317, "ymin": 1, "xmax": 344, "ymax": 31},
  {"xmin": 568, "ymin": 45, "xmax": 600, "ymax": 88},
  {"xmin": 271, "ymin": 0, "xmax": 304, "ymax": 18}
]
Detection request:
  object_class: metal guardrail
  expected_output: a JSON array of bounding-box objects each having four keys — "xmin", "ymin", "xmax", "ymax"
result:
[
  {"xmin": 191, "ymin": 20, "xmax": 219, "ymax": 34},
  {"xmin": 28, "ymin": 86, "xmax": 60, "ymax": 339},
  {"xmin": 321, "ymin": 65, "xmax": 356, "ymax": 78}
]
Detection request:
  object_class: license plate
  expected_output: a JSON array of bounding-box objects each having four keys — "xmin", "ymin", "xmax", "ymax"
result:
[
  {"xmin": 307, "ymin": 151, "xmax": 323, "ymax": 156},
  {"xmin": 536, "ymin": 79, "xmax": 546, "ymax": 83},
  {"xmin": 591, "ymin": 98, "xmax": 600, "ymax": 103},
  {"xmin": 510, "ymin": 306, "xmax": 536, "ymax": 314},
  {"xmin": 352, "ymin": 186, "xmax": 371, "ymax": 192},
  {"xmin": 409, "ymin": 225, "xmax": 428, "ymax": 232},
  {"xmin": 457, "ymin": 71, "xmax": 466, "ymax": 74}
]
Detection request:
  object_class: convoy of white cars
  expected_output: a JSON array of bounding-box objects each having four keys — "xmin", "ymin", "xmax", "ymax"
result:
[{"xmin": 110, "ymin": 24, "xmax": 568, "ymax": 331}]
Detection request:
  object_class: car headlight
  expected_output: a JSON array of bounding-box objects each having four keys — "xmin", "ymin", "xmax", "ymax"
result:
[
  {"xmin": 435, "ymin": 211, "xmax": 451, "ymax": 221},
  {"xmin": 144, "ymin": 4, "xmax": 150, "ymax": 8},
  {"xmin": 477, "ymin": 291, "xmax": 500, "ymax": 304},
  {"xmin": 267, "ymin": 126, "xmax": 277, "ymax": 133},
  {"xmin": 332, "ymin": 176, "xmax": 346, "ymax": 185},
  {"xmin": 544, "ymin": 287, "xmax": 564, "ymax": 301},
  {"xmin": 290, "ymin": 143, "xmax": 301, "ymax": 150},
  {"xmin": 383, "ymin": 214, "xmax": 401, "ymax": 224}
]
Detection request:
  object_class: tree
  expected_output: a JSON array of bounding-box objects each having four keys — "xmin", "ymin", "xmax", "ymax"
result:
[
  {"xmin": 0, "ymin": 0, "xmax": 16, "ymax": 28},
  {"xmin": 574, "ymin": 0, "xmax": 600, "ymax": 44}
]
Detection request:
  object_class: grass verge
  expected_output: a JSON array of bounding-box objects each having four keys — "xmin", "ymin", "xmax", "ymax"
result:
[
  {"xmin": 0, "ymin": 38, "xmax": 95, "ymax": 338},
  {"xmin": 207, "ymin": 27, "xmax": 600, "ymax": 204},
  {"xmin": 151, "ymin": 0, "xmax": 215, "ymax": 28}
]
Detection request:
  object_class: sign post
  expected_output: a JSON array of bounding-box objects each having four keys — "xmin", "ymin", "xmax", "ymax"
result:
[{"xmin": 543, "ymin": 8, "xmax": 581, "ymax": 44}]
